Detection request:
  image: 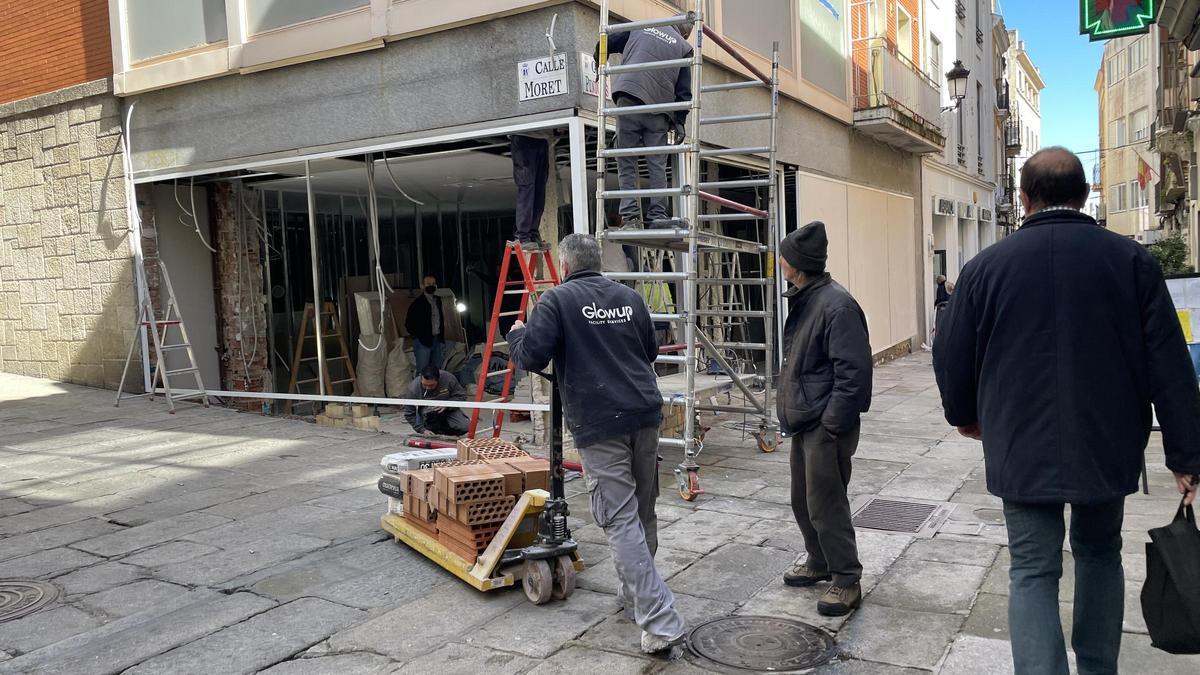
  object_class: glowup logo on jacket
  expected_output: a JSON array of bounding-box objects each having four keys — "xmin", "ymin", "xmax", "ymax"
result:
[{"xmin": 582, "ymin": 303, "xmax": 634, "ymax": 324}]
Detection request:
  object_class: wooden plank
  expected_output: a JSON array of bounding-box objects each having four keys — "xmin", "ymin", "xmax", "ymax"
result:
[{"xmin": 469, "ymin": 489, "xmax": 548, "ymax": 583}]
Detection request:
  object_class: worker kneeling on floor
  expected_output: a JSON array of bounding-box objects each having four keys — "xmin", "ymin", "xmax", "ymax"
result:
[
  {"xmin": 507, "ymin": 233, "xmax": 687, "ymax": 654},
  {"xmin": 402, "ymin": 366, "xmax": 470, "ymax": 437}
]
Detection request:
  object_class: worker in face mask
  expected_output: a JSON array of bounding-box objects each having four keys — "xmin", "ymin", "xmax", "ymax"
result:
[{"xmin": 405, "ymin": 275, "xmax": 445, "ymax": 372}]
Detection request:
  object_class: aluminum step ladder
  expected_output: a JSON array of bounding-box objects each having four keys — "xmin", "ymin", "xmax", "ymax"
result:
[
  {"xmin": 595, "ymin": 0, "xmax": 781, "ymax": 501},
  {"xmin": 115, "ymin": 259, "xmax": 210, "ymax": 413},
  {"xmin": 467, "ymin": 241, "xmax": 561, "ymax": 438}
]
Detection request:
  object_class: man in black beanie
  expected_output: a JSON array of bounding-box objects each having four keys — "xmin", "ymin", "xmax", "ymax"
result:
[{"xmin": 777, "ymin": 221, "xmax": 873, "ymax": 616}]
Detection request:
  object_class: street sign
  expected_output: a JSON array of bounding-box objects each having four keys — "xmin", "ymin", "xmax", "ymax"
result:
[
  {"xmin": 1080, "ymin": 0, "xmax": 1157, "ymax": 42},
  {"xmin": 518, "ymin": 53, "xmax": 569, "ymax": 102}
]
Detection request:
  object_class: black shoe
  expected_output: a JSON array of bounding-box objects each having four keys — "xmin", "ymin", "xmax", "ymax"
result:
[
  {"xmin": 783, "ymin": 563, "xmax": 832, "ymax": 587},
  {"xmin": 647, "ymin": 217, "xmax": 688, "ymax": 230}
]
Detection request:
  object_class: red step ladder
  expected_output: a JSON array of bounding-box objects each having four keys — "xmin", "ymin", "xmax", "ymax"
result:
[{"xmin": 468, "ymin": 242, "xmax": 561, "ymax": 438}]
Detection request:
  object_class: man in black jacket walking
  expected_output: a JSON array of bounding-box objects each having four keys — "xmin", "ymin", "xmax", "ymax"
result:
[
  {"xmin": 507, "ymin": 233, "xmax": 685, "ymax": 654},
  {"xmin": 934, "ymin": 147, "xmax": 1200, "ymax": 675},
  {"xmin": 777, "ymin": 221, "xmax": 873, "ymax": 617}
]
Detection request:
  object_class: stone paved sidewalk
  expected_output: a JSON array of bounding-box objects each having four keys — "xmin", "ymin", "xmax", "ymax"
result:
[{"xmin": 1, "ymin": 353, "xmax": 1198, "ymax": 673}]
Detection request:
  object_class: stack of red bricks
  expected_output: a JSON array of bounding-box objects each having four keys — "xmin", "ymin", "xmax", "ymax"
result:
[{"xmin": 398, "ymin": 439, "xmax": 551, "ymax": 563}]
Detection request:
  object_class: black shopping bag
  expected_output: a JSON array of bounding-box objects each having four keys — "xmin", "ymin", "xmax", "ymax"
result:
[{"xmin": 1141, "ymin": 498, "xmax": 1200, "ymax": 654}]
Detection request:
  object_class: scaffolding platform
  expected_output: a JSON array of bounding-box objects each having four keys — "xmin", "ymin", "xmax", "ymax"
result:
[
  {"xmin": 600, "ymin": 228, "xmax": 766, "ymax": 255},
  {"xmin": 658, "ymin": 371, "xmax": 756, "ymax": 402}
]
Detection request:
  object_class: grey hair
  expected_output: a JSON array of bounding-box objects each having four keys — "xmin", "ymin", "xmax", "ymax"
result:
[{"xmin": 558, "ymin": 233, "xmax": 602, "ymax": 273}]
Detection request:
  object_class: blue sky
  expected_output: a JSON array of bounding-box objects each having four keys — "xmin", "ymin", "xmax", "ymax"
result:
[{"xmin": 1000, "ymin": 1, "xmax": 1105, "ymax": 173}]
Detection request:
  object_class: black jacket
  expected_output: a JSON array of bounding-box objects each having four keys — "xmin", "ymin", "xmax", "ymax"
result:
[
  {"xmin": 934, "ymin": 209, "xmax": 1200, "ymax": 503},
  {"xmin": 401, "ymin": 370, "xmax": 467, "ymax": 432},
  {"xmin": 600, "ymin": 26, "xmax": 693, "ymax": 126},
  {"xmin": 508, "ymin": 270, "xmax": 662, "ymax": 447},
  {"xmin": 777, "ymin": 274, "xmax": 873, "ymax": 436},
  {"xmin": 405, "ymin": 293, "xmax": 444, "ymax": 347}
]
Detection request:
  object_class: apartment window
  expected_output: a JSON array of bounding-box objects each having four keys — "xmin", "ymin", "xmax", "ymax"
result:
[
  {"xmin": 245, "ymin": 0, "xmax": 369, "ymax": 35},
  {"xmin": 896, "ymin": 6, "xmax": 914, "ymax": 62},
  {"xmin": 929, "ymin": 36, "xmax": 943, "ymax": 82},
  {"xmin": 1110, "ymin": 184, "xmax": 1127, "ymax": 212},
  {"xmin": 722, "ymin": 0, "xmax": 794, "ymax": 69},
  {"xmin": 1110, "ymin": 119, "xmax": 1127, "ymax": 147},
  {"xmin": 1130, "ymin": 181, "xmax": 1149, "ymax": 209},
  {"xmin": 1128, "ymin": 38, "xmax": 1148, "ymax": 73},
  {"xmin": 1131, "ymin": 108, "xmax": 1150, "ymax": 142},
  {"xmin": 126, "ymin": 0, "xmax": 227, "ymax": 62},
  {"xmin": 1106, "ymin": 54, "xmax": 1126, "ymax": 87},
  {"xmin": 800, "ymin": 0, "xmax": 847, "ymax": 96}
]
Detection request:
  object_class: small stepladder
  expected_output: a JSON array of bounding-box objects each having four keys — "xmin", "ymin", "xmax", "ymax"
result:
[
  {"xmin": 115, "ymin": 259, "xmax": 210, "ymax": 413},
  {"xmin": 467, "ymin": 242, "xmax": 561, "ymax": 438},
  {"xmin": 284, "ymin": 301, "xmax": 357, "ymax": 415}
]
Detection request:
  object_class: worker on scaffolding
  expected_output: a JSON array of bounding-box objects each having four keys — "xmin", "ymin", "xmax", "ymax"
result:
[
  {"xmin": 777, "ymin": 221, "xmax": 873, "ymax": 618},
  {"xmin": 402, "ymin": 366, "xmax": 470, "ymax": 437},
  {"xmin": 507, "ymin": 233, "xmax": 686, "ymax": 655},
  {"xmin": 599, "ymin": 22, "xmax": 693, "ymax": 229}
]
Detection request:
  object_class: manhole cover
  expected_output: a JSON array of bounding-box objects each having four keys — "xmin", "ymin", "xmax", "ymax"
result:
[
  {"xmin": 850, "ymin": 497, "xmax": 955, "ymax": 537},
  {"xmin": 688, "ymin": 616, "xmax": 834, "ymax": 671},
  {"xmin": 0, "ymin": 581, "xmax": 59, "ymax": 623}
]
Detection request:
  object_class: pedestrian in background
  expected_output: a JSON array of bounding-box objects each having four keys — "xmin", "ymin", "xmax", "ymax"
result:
[
  {"xmin": 507, "ymin": 233, "xmax": 686, "ymax": 654},
  {"xmin": 777, "ymin": 221, "xmax": 873, "ymax": 617},
  {"xmin": 405, "ymin": 274, "xmax": 445, "ymax": 371},
  {"xmin": 934, "ymin": 147, "xmax": 1200, "ymax": 675}
]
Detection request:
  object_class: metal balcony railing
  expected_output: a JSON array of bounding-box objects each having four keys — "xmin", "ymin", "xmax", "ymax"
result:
[
  {"xmin": 1004, "ymin": 120, "xmax": 1021, "ymax": 156},
  {"xmin": 854, "ymin": 39, "xmax": 942, "ymax": 130}
]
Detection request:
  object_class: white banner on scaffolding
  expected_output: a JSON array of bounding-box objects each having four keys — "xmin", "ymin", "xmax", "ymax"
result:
[{"xmin": 518, "ymin": 53, "xmax": 569, "ymax": 101}]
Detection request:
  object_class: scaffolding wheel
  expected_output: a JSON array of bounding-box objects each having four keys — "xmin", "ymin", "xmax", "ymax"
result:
[
  {"xmin": 523, "ymin": 559, "xmax": 554, "ymax": 605},
  {"xmin": 551, "ymin": 555, "xmax": 577, "ymax": 601},
  {"xmin": 755, "ymin": 431, "xmax": 781, "ymax": 454},
  {"xmin": 675, "ymin": 467, "xmax": 703, "ymax": 502}
]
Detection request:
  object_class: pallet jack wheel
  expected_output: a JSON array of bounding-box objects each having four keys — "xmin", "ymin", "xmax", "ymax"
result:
[
  {"xmin": 551, "ymin": 555, "xmax": 577, "ymax": 601},
  {"xmin": 756, "ymin": 431, "xmax": 780, "ymax": 454},
  {"xmin": 523, "ymin": 559, "xmax": 554, "ymax": 605}
]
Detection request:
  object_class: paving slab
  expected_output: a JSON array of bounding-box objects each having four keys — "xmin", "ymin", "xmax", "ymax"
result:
[
  {"xmin": 1118, "ymin": 631, "xmax": 1200, "ymax": 673},
  {"xmin": 670, "ymin": 543, "xmax": 794, "ymax": 603},
  {"xmin": 856, "ymin": 531, "xmax": 915, "ymax": 576},
  {"xmin": 868, "ymin": 558, "xmax": 987, "ymax": 614},
  {"xmin": 124, "ymin": 597, "xmax": 365, "ymax": 675},
  {"xmin": 119, "ymin": 541, "xmax": 223, "ymax": 567},
  {"xmin": 0, "ymin": 590, "xmax": 271, "ymax": 675},
  {"xmin": 578, "ymin": 592, "xmax": 736, "ymax": 657},
  {"xmin": 813, "ymin": 657, "xmax": 929, "ymax": 674},
  {"xmin": 0, "ymin": 518, "xmax": 126, "ymax": 563},
  {"xmin": 0, "ymin": 494, "xmax": 142, "ymax": 536},
  {"xmin": 394, "ymin": 642, "xmax": 533, "ymax": 674},
  {"xmin": 307, "ymin": 556, "xmax": 446, "ymax": 610},
  {"xmin": 469, "ymin": 588, "xmax": 615, "ymax": 658},
  {"xmin": 0, "ymin": 605, "xmax": 104, "ymax": 655},
  {"xmin": 326, "ymin": 581, "xmax": 524, "ymax": 661},
  {"xmin": 71, "ymin": 511, "xmax": 231, "ymax": 557},
  {"xmin": 576, "ymin": 546, "xmax": 698, "ymax": 595},
  {"xmin": 903, "ymin": 537, "xmax": 1000, "ymax": 567},
  {"xmin": 735, "ymin": 574, "xmax": 879, "ymax": 633},
  {"xmin": 260, "ymin": 652, "xmax": 397, "ymax": 675},
  {"xmin": 0, "ymin": 547, "xmax": 105, "ymax": 580},
  {"xmin": 153, "ymin": 533, "xmax": 331, "ymax": 587},
  {"xmin": 878, "ymin": 474, "xmax": 961, "ymax": 502},
  {"xmin": 78, "ymin": 579, "xmax": 191, "ymax": 618},
  {"xmin": 101, "ymin": 487, "xmax": 250, "ymax": 527},
  {"xmin": 656, "ymin": 511, "xmax": 763, "ymax": 554},
  {"xmin": 525, "ymin": 645, "xmax": 659, "ymax": 675},
  {"xmin": 938, "ymin": 635, "xmax": 1014, "ymax": 675},
  {"xmin": 835, "ymin": 604, "xmax": 963, "ymax": 670}
]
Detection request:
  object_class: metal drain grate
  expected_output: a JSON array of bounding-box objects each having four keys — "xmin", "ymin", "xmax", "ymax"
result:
[
  {"xmin": 0, "ymin": 581, "xmax": 59, "ymax": 623},
  {"xmin": 688, "ymin": 616, "xmax": 835, "ymax": 672},
  {"xmin": 850, "ymin": 497, "xmax": 955, "ymax": 538}
]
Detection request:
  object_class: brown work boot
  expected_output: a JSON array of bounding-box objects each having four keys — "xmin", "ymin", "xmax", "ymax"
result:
[
  {"xmin": 783, "ymin": 563, "xmax": 831, "ymax": 587},
  {"xmin": 817, "ymin": 583, "xmax": 861, "ymax": 617}
]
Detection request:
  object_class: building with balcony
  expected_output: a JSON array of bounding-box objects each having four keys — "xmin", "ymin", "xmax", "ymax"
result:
[
  {"xmin": 1097, "ymin": 31, "xmax": 1159, "ymax": 238},
  {"xmin": 0, "ymin": 0, "xmax": 932, "ymax": 391},
  {"xmin": 1006, "ymin": 29, "xmax": 1044, "ymax": 223}
]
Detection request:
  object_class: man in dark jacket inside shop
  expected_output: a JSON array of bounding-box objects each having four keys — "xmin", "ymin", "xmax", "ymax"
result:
[
  {"xmin": 599, "ymin": 21, "xmax": 693, "ymax": 229},
  {"xmin": 934, "ymin": 147, "xmax": 1200, "ymax": 675},
  {"xmin": 777, "ymin": 221, "xmax": 873, "ymax": 617},
  {"xmin": 507, "ymin": 233, "xmax": 686, "ymax": 655},
  {"xmin": 405, "ymin": 275, "xmax": 445, "ymax": 372}
]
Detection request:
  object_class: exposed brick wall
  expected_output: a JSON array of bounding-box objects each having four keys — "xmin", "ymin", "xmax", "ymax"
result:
[
  {"xmin": 0, "ymin": 0, "xmax": 114, "ymax": 105},
  {"xmin": 851, "ymin": 0, "xmax": 923, "ymax": 108},
  {"xmin": 0, "ymin": 84, "xmax": 137, "ymax": 388},
  {"xmin": 211, "ymin": 182, "xmax": 269, "ymax": 409}
]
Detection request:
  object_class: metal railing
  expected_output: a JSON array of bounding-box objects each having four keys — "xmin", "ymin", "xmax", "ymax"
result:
[{"xmin": 855, "ymin": 39, "xmax": 942, "ymax": 130}]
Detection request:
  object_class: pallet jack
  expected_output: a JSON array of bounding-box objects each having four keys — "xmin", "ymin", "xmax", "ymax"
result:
[{"xmin": 381, "ymin": 371, "xmax": 583, "ymax": 604}]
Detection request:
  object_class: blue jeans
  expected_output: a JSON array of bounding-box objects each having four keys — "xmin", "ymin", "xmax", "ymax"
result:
[
  {"xmin": 412, "ymin": 339, "xmax": 444, "ymax": 373},
  {"xmin": 1003, "ymin": 499, "xmax": 1125, "ymax": 675}
]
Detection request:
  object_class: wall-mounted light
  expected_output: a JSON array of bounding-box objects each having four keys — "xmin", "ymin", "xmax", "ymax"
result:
[{"xmin": 456, "ymin": 302, "xmax": 468, "ymax": 313}]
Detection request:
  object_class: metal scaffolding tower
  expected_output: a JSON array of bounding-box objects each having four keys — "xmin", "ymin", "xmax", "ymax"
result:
[{"xmin": 595, "ymin": 0, "xmax": 781, "ymax": 500}]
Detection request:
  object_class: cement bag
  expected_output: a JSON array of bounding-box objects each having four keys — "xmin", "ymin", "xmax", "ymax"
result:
[
  {"xmin": 355, "ymin": 339, "xmax": 387, "ymax": 397},
  {"xmin": 385, "ymin": 341, "xmax": 412, "ymax": 397}
]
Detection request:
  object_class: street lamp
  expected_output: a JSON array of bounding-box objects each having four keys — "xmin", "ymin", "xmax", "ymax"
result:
[{"xmin": 944, "ymin": 60, "xmax": 971, "ymax": 109}]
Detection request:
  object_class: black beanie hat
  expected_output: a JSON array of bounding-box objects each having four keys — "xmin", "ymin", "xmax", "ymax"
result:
[{"xmin": 780, "ymin": 221, "xmax": 828, "ymax": 272}]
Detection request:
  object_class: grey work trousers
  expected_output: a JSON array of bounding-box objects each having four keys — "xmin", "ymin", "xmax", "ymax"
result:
[
  {"xmin": 580, "ymin": 426, "xmax": 685, "ymax": 641},
  {"xmin": 615, "ymin": 96, "xmax": 672, "ymax": 224},
  {"xmin": 789, "ymin": 424, "xmax": 863, "ymax": 587}
]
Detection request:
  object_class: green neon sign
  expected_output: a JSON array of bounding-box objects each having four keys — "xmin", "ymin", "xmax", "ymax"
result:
[{"xmin": 1080, "ymin": 0, "xmax": 1157, "ymax": 42}]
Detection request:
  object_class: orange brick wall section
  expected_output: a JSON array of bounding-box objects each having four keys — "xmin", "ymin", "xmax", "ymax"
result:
[{"xmin": 0, "ymin": 0, "xmax": 112, "ymax": 105}]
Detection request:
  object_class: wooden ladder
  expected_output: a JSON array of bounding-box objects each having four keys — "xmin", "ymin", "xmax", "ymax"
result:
[{"xmin": 285, "ymin": 301, "xmax": 356, "ymax": 414}]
